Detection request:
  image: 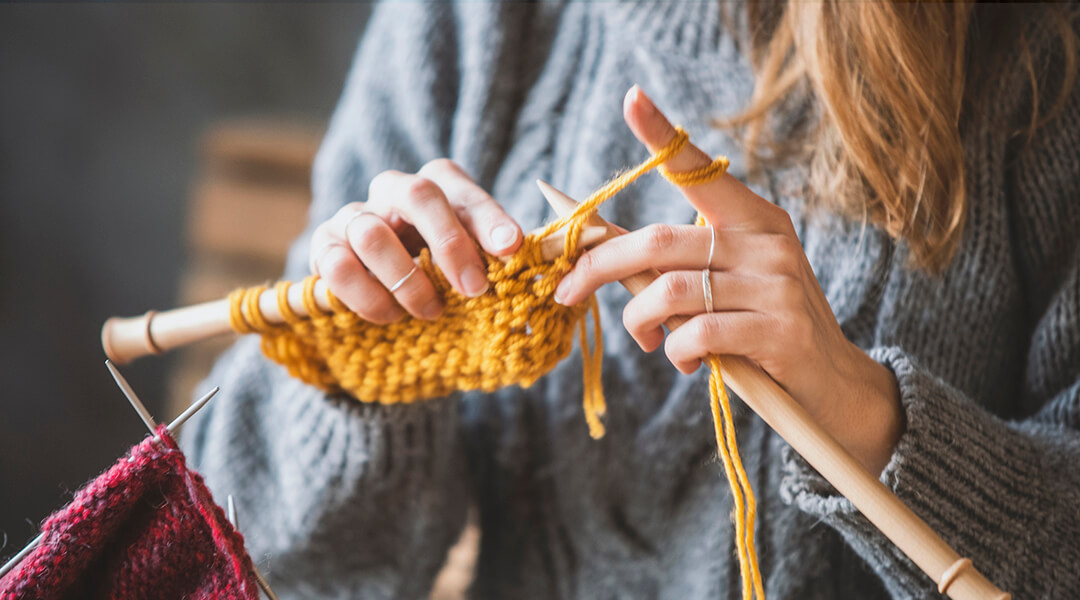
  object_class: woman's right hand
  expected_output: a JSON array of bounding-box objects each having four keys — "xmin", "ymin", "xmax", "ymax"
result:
[{"xmin": 308, "ymin": 159, "xmax": 523, "ymax": 323}]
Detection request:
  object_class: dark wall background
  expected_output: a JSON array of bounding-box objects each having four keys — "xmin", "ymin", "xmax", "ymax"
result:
[{"xmin": 0, "ymin": 4, "xmax": 371, "ymax": 559}]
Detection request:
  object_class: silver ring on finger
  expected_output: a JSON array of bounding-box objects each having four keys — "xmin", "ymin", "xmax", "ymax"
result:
[
  {"xmin": 703, "ymin": 220, "xmax": 716, "ymax": 313},
  {"xmin": 388, "ymin": 265, "xmax": 420, "ymax": 293},
  {"xmin": 705, "ymin": 220, "xmax": 717, "ymax": 269},
  {"xmin": 702, "ymin": 269, "xmax": 714, "ymax": 314}
]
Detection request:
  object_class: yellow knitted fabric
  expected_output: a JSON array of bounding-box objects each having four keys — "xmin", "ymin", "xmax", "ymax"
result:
[{"xmin": 228, "ymin": 128, "xmax": 764, "ymax": 599}]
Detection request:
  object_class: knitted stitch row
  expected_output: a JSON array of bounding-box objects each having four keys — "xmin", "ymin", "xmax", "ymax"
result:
[
  {"xmin": 0, "ymin": 425, "xmax": 260, "ymax": 600},
  {"xmin": 228, "ymin": 128, "xmax": 763, "ymax": 598}
]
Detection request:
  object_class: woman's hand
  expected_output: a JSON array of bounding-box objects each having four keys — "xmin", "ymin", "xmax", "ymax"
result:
[
  {"xmin": 308, "ymin": 159, "xmax": 523, "ymax": 323},
  {"xmin": 554, "ymin": 86, "xmax": 904, "ymax": 474}
]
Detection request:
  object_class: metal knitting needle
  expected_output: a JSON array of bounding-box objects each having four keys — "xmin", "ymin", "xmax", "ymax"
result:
[
  {"xmin": 167, "ymin": 385, "xmax": 218, "ymax": 434},
  {"xmin": 0, "ymin": 366, "xmax": 219, "ymax": 579},
  {"xmin": 226, "ymin": 495, "xmax": 280, "ymax": 600},
  {"xmin": 106, "ymin": 359, "xmax": 158, "ymax": 432},
  {"xmin": 105, "ymin": 360, "xmax": 218, "ymax": 437},
  {"xmin": 0, "ymin": 533, "xmax": 43, "ymax": 579},
  {"xmin": 226, "ymin": 494, "xmax": 238, "ymax": 527}
]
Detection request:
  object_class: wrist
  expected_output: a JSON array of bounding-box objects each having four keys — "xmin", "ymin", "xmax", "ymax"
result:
[
  {"xmin": 851, "ymin": 353, "xmax": 902, "ymax": 474},
  {"xmin": 838, "ymin": 347, "xmax": 905, "ymax": 475}
]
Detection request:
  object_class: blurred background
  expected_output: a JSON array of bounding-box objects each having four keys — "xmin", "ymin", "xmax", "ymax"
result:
[{"xmin": 0, "ymin": 0, "xmax": 371, "ymax": 575}]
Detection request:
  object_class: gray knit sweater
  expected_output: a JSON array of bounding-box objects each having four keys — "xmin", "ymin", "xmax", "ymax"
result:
[{"xmin": 181, "ymin": 3, "xmax": 1080, "ymax": 598}]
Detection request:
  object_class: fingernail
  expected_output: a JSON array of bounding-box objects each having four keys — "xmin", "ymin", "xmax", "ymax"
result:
[
  {"xmin": 461, "ymin": 264, "xmax": 489, "ymax": 297},
  {"xmin": 422, "ymin": 299, "xmax": 442, "ymax": 320},
  {"xmin": 554, "ymin": 273, "xmax": 572, "ymax": 305},
  {"xmin": 490, "ymin": 224, "xmax": 517, "ymax": 250},
  {"xmin": 624, "ymin": 85, "xmax": 641, "ymax": 112}
]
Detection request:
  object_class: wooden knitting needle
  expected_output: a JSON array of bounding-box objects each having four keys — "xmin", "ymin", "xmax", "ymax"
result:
[
  {"xmin": 0, "ymin": 364, "xmax": 218, "ymax": 580},
  {"xmin": 535, "ymin": 180, "xmax": 1010, "ymax": 600},
  {"xmin": 226, "ymin": 496, "xmax": 280, "ymax": 600},
  {"xmin": 101, "ymin": 223, "xmax": 610, "ymax": 365}
]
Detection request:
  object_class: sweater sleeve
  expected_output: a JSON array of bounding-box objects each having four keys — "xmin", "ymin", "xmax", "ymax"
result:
[
  {"xmin": 179, "ymin": 4, "xmax": 517, "ymax": 598},
  {"xmin": 778, "ymin": 29, "xmax": 1080, "ymax": 598}
]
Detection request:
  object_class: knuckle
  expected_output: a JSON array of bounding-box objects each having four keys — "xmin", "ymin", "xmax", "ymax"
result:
[
  {"xmin": 418, "ymin": 158, "xmax": 459, "ymax": 177},
  {"xmin": 660, "ymin": 272, "xmax": 691, "ymax": 302},
  {"xmin": 766, "ymin": 204, "xmax": 796, "ymax": 232},
  {"xmin": 767, "ymin": 236, "xmax": 803, "ymax": 273},
  {"xmin": 432, "ymin": 229, "xmax": 472, "ymax": 256},
  {"xmin": 574, "ymin": 251, "xmax": 599, "ymax": 281},
  {"xmin": 318, "ymin": 248, "xmax": 356, "ymax": 283},
  {"xmin": 779, "ymin": 312, "xmax": 811, "ymax": 341},
  {"xmin": 458, "ymin": 190, "xmax": 496, "ymax": 210},
  {"xmin": 311, "ymin": 221, "xmax": 331, "ymax": 245},
  {"xmin": 691, "ymin": 315, "xmax": 721, "ymax": 344},
  {"xmin": 773, "ymin": 275, "xmax": 803, "ymax": 306},
  {"xmin": 774, "ymin": 235, "xmax": 802, "ymax": 259},
  {"xmin": 644, "ymin": 223, "xmax": 677, "ymax": 253},
  {"xmin": 403, "ymin": 176, "xmax": 443, "ymax": 206},
  {"xmin": 349, "ymin": 218, "xmax": 391, "ymax": 257},
  {"xmin": 368, "ymin": 170, "xmax": 399, "ymax": 196}
]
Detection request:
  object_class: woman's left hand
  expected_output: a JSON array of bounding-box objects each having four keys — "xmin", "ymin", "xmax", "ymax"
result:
[{"xmin": 554, "ymin": 86, "xmax": 904, "ymax": 475}]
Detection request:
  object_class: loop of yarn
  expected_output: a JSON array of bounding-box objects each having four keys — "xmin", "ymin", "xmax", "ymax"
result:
[{"xmin": 227, "ymin": 127, "xmax": 763, "ymax": 598}]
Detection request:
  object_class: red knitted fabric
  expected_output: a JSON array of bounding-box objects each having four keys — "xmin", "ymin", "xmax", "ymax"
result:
[{"xmin": 0, "ymin": 425, "xmax": 260, "ymax": 600}]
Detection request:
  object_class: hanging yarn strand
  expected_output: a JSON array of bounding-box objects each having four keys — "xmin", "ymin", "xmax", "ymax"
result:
[
  {"xmin": 708, "ymin": 356, "xmax": 764, "ymax": 600},
  {"xmin": 694, "ymin": 215, "xmax": 763, "ymax": 600}
]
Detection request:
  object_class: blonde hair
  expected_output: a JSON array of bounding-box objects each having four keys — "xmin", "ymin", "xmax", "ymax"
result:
[{"xmin": 723, "ymin": 2, "xmax": 1078, "ymax": 273}]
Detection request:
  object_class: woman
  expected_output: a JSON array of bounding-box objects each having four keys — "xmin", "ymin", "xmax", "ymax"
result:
[{"xmin": 183, "ymin": 2, "xmax": 1080, "ymax": 598}]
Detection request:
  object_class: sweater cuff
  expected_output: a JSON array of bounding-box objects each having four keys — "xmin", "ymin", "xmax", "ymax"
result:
[{"xmin": 778, "ymin": 346, "xmax": 1048, "ymax": 597}]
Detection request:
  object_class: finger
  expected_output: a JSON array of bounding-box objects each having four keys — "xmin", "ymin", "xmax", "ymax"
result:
[
  {"xmin": 554, "ymin": 223, "xmax": 791, "ymax": 306},
  {"xmin": 314, "ymin": 243, "xmax": 405, "ymax": 324},
  {"xmin": 622, "ymin": 85, "xmax": 792, "ymax": 232},
  {"xmin": 664, "ymin": 311, "xmax": 772, "ymax": 374},
  {"xmin": 622, "ymin": 270, "xmax": 769, "ymax": 351},
  {"xmin": 417, "ymin": 159, "xmax": 523, "ymax": 256},
  {"xmin": 309, "ymin": 227, "xmax": 336, "ymax": 277},
  {"xmin": 310, "ymin": 203, "xmax": 364, "ymax": 275},
  {"xmin": 367, "ymin": 171, "xmax": 489, "ymax": 297},
  {"xmin": 344, "ymin": 211, "xmax": 443, "ymax": 320}
]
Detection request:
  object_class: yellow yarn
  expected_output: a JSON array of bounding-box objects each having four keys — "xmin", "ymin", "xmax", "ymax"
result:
[{"xmin": 228, "ymin": 127, "xmax": 763, "ymax": 598}]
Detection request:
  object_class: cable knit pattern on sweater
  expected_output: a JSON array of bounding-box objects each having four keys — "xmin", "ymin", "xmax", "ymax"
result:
[{"xmin": 181, "ymin": 3, "xmax": 1080, "ymax": 599}]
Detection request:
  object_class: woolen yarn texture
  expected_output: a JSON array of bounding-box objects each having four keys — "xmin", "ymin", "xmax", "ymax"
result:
[
  {"xmin": 0, "ymin": 425, "xmax": 260, "ymax": 600},
  {"xmin": 183, "ymin": 3, "xmax": 1080, "ymax": 598}
]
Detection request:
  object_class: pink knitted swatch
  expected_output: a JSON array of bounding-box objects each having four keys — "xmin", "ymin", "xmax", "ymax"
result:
[{"xmin": 0, "ymin": 425, "xmax": 260, "ymax": 599}]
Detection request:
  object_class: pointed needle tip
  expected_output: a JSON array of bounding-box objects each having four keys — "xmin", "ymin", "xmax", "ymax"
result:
[
  {"xmin": 166, "ymin": 386, "xmax": 219, "ymax": 434},
  {"xmin": 105, "ymin": 361, "xmax": 158, "ymax": 434}
]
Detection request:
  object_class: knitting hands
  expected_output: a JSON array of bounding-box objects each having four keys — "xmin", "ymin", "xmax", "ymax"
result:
[
  {"xmin": 309, "ymin": 159, "xmax": 523, "ymax": 323},
  {"xmin": 554, "ymin": 86, "xmax": 904, "ymax": 474}
]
